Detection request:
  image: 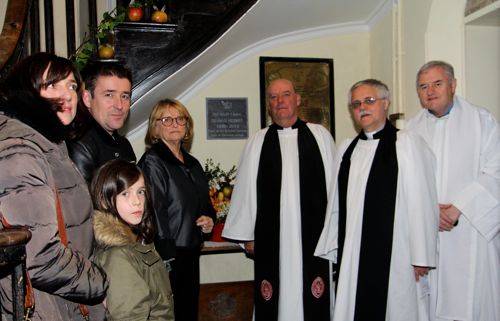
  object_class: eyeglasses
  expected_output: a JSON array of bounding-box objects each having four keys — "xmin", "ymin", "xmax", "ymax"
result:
[
  {"xmin": 156, "ymin": 116, "xmax": 187, "ymax": 127},
  {"xmin": 349, "ymin": 97, "xmax": 386, "ymax": 110}
]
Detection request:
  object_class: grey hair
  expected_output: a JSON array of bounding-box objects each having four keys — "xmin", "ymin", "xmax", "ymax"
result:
[
  {"xmin": 348, "ymin": 79, "xmax": 391, "ymax": 106},
  {"xmin": 416, "ymin": 60, "xmax": 455, "ymax": 87}
]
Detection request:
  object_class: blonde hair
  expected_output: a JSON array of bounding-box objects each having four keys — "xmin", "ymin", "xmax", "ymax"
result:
[{"xmin": 145, "ymin": 98, "xmax": 194, "ymax": 148}]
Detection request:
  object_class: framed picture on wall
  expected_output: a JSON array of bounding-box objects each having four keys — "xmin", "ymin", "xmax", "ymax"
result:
[{"xmin": 259, "ymin": 56, "xmax": 335, "ymax": 139}]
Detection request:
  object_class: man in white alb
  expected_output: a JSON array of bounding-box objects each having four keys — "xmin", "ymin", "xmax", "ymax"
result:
[
  {"xmin": 406, "ymin": 61, "xmax": 499, "ymax": 321},
  {"xmin": 316, "ymin": 78, "xmax": 439, "ymax": 321},
  {"xmin": 223, "ymin": 78, "xmax": 336, "ymax": 321}
]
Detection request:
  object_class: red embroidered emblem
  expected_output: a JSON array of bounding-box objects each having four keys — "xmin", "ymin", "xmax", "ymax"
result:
[
  {"xmin": 311, "ymin": 276, "xmax": 325, "ymax": 299},
  {"xmin": 260, "ymin": 280, "xmax": 273, "ymax": 301}
]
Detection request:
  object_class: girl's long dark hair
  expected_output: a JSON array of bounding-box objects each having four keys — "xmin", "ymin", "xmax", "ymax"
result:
[{"xmin": 91, "ymin": 159, "xmax": 156, "ymax": 243}]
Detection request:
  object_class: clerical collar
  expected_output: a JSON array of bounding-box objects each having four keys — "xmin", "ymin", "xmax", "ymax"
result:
[
  {"xmin": 362, "ymin": 123, "xmax": 386, "ymax": 140},
  {"xmin": 272, "ymin": 118, "xmax": 303, "ymax": 130}
]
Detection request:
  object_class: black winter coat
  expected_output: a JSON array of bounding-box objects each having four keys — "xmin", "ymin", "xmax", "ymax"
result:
[
  {"xmin": 68, "ymin": 117, "xmax": 136, "ymax": 183},
  {"xmin": 138, "ymin": 142, "xmax": 215, "ymax": 260}
]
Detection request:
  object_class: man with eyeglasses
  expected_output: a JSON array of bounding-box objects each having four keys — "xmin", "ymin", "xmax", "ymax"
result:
[
  {"xmin": 407, "ymin": 61, "xmax": 499, "ymax": 321},
  {"xmin": 316, "ymin": 78, "xmax": 438, "ymax": 321},
  {"xmin": 223, "ymin": 78, "xmax": 336, "ymax": 321},
  {"xmin": 68, "ymin": 62, "xmax": 136, "ymax": 183}
]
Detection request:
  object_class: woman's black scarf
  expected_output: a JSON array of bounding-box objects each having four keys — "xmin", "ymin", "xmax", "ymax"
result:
[
  {"xmin": 0, "ymin": 91, "xmax": 65, "ymax": 143},
  {"xmin": 337, "ymin": 120, "xmax": 398, "ymax": 321},
  {"xmin": 254, "ymin": 119, "xmax": 330, "ymax": 321}
]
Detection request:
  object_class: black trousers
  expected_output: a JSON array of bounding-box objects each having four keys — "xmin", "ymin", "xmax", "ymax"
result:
[{"xmin": 170, "ymin": 247, "xmax": 201, "ymax": 321}]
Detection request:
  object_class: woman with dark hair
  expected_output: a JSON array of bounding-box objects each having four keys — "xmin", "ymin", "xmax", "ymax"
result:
[
  {"xmin": 138, "ymin": 98, "xmax": 215, "ymax": 321},
  {"xmin": 91, "ymin": 159, "xmax": 174, "ymax": 321},
  {"xmin": 0, "ymin": 52, "xmax": 108, "ymax": 321}
]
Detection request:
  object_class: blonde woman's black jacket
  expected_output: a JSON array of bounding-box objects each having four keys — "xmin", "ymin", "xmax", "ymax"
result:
[{"xmin": 138, "ymin": 142, "xmax": 215, "ymax": 260}]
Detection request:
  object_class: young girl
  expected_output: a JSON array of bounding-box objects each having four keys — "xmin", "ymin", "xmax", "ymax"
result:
[{"xmin": 91, "ymin": 159, "xmax": 174, "ymax": 321}]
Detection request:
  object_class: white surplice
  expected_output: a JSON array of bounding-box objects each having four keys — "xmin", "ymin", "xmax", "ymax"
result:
[
  {"xmin": 315, "ymin": 130, "xmax": 439, "ymax": 321},
  {"xmin": 407, "ymin": 96, "xmax": 500, "ymax": 321},
  {"xmin": 222, "ymin": 123, "xmax": 336, "ymax": 321}
]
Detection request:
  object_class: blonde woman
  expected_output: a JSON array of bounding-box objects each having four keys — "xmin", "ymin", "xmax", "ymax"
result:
[{"xmin": 138, "ymin": 98, "xmax": 214, "ymax": 321}]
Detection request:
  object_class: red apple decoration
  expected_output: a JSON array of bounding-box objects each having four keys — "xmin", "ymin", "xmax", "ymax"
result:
[{"xmin": 127, "ymin": 7, "xmax": 143, "ymax": 21}]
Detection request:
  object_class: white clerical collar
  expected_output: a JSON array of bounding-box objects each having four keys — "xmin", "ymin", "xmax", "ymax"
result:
[{"xmin": 363, "ymin": 124, "xmax": 386, "ymax": 140}]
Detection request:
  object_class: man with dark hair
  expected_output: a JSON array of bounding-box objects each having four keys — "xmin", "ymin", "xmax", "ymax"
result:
[
  {"xmin": 69, "ymin": 62, "xmax": 136, "ymax": 183},
  {"xmin": 407, "ymin": 61, "xmax": 499, "ymax": 321},
  {"xmin": 223, "ymin": 79, "xmax": 336, "ymax": 321},
  {"xmin": 316, "ymin": 79, "xmax": 438, "ymax": 321}
]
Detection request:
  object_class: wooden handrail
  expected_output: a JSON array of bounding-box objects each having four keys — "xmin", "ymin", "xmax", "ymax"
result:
[
  {"xmin": 0, "ymin": 0, "xmax": 86, "ymax": 79},
  {"xmin": 0, "ymin": 228, "xmax": 32, "ymax": 249},
  {"xmin": 0, "ymin": 0, "xmax": 29, "ymax": 76}
]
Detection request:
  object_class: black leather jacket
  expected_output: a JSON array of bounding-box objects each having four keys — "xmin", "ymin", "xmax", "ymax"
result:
[
  {"xmin": 68, "ymin": 117, "xmax": 136, "ymax": 183},
  {"xmin": 138, "ymin": 142, "xmax": 215, "ymax": 260}
]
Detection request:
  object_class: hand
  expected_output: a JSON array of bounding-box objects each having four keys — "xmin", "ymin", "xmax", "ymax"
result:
[
  {"xmin": 196, "ymin": 215, "xmax": 214, "ymax": 234},
  {"xmin": 413, "ymin": 266, "xmax": 431, "ymax": 281},
  {"xmin": 244, "ymin": 241, "xmax": 255, "ymax": 255},
  {"xmin": 439, "ymin": 204, "xmax": 461, "ymax": 232}
]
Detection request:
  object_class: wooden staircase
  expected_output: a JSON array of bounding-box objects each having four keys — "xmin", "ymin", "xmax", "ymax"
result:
[
  {"xmin": 0, "ymin": 0, "xmax": 257, "ymax": 104},
  {"xmin": 113, "ymin": 0, "xmax": 257, "ymax": 104}
]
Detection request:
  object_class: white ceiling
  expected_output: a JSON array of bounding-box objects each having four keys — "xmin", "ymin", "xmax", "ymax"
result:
[{"xmin": 246, "ymin": 0, "xmax": 388, "ymax": 36}]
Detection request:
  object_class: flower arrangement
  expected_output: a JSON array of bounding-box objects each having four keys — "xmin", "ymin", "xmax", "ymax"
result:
[{"xmin": 204, "ymin": 158, "xmax": 237, "ymax": 224}]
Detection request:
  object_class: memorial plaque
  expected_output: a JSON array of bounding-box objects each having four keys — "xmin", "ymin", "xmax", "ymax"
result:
[{"xmin": 206, "ymin": 98, "xmax": 248, "ymax": 139}]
